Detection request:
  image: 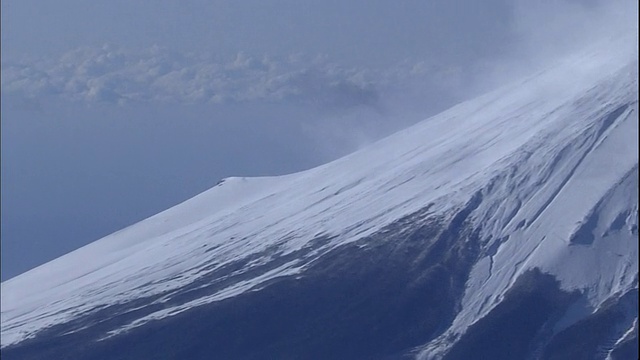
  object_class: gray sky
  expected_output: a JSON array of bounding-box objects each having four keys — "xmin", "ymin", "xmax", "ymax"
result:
[
  {"xmin": 1, "ymin": 0, "xmax": 635, "ymax": 280},
  {"xmin": 2, "ymin": 0, "xmax": 513, "ymax": 67}
]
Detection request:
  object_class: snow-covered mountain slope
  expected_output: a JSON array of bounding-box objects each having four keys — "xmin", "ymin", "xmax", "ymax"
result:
[{"xmin": 1, "ymin": 37, "xmax": 638, "ymax": 359}]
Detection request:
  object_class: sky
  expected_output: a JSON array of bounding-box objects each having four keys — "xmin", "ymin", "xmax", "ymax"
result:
[
  {"xmin": 1, "ymin": 0, "xmax": 636, "ymax": 280},
  {"xmin": 1, "ymin": 0, "xmax": 513, "ymax": 67}
]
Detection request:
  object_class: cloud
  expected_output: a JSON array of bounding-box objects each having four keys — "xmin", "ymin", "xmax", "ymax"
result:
[
  {"xmin": 465, "ymin": 0, "xmax": 638, "ymax": 94},
  {"xmin": 3, "ymin": 0, "xmax": 635, "ymax": 111},
  {"xmin": 0, "ymin": 44, "xmax": 468, "ymax": 112},
  {"xmin": 512, "ymin": 0, "xmax": 637, "ymax": 55}
]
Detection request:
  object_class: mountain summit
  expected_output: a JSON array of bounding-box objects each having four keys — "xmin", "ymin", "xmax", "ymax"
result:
[{"xmin": 2, "ymin": 38, "xmax": 638, "ymax": 359}]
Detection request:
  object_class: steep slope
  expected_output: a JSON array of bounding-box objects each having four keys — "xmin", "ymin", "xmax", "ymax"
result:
[{"xmin": 1, "ymin": 38, "xmax": 637, "ymax": 359}]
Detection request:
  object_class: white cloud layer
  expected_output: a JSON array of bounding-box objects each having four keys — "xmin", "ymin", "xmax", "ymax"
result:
[{"xmin": 1, "ymin": 45, "xmax": 466, "ymax": 109}]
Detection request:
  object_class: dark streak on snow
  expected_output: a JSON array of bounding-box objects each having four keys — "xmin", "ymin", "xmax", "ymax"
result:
[{"xmin": 1, "ymin": 196, "xmax": 490, "ymax": 360}]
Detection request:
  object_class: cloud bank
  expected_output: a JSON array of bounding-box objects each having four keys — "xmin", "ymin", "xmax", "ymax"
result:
[{"xmin": 1, "ymin": 45, "xmax": 468, "ymax": 111}]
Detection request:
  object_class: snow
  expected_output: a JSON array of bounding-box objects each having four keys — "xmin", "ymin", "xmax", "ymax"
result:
[
  {"xmin": 605, "ymin": 317, "xmax": 638, "ymax": 360},
  {"xmin": 2, "ymin": 35, "xmax": 638, "ymax": 350},
  {"xmin": 100, "ymin": 259, "xmax": 304, "ymax": 340},
  {"xmin": 417, "ymin": 38, "xmax": 638, "ymax": 358}
]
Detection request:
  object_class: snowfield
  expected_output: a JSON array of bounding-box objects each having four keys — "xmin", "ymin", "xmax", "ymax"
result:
[{"xmin": 1, "ymin": 35, "xmax": 637, "ymax": 358}]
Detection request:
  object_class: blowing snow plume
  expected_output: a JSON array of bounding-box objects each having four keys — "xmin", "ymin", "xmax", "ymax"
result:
[{"xmin": 466, "ymin": 0, "xmax": 638, "ymax": 95}]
